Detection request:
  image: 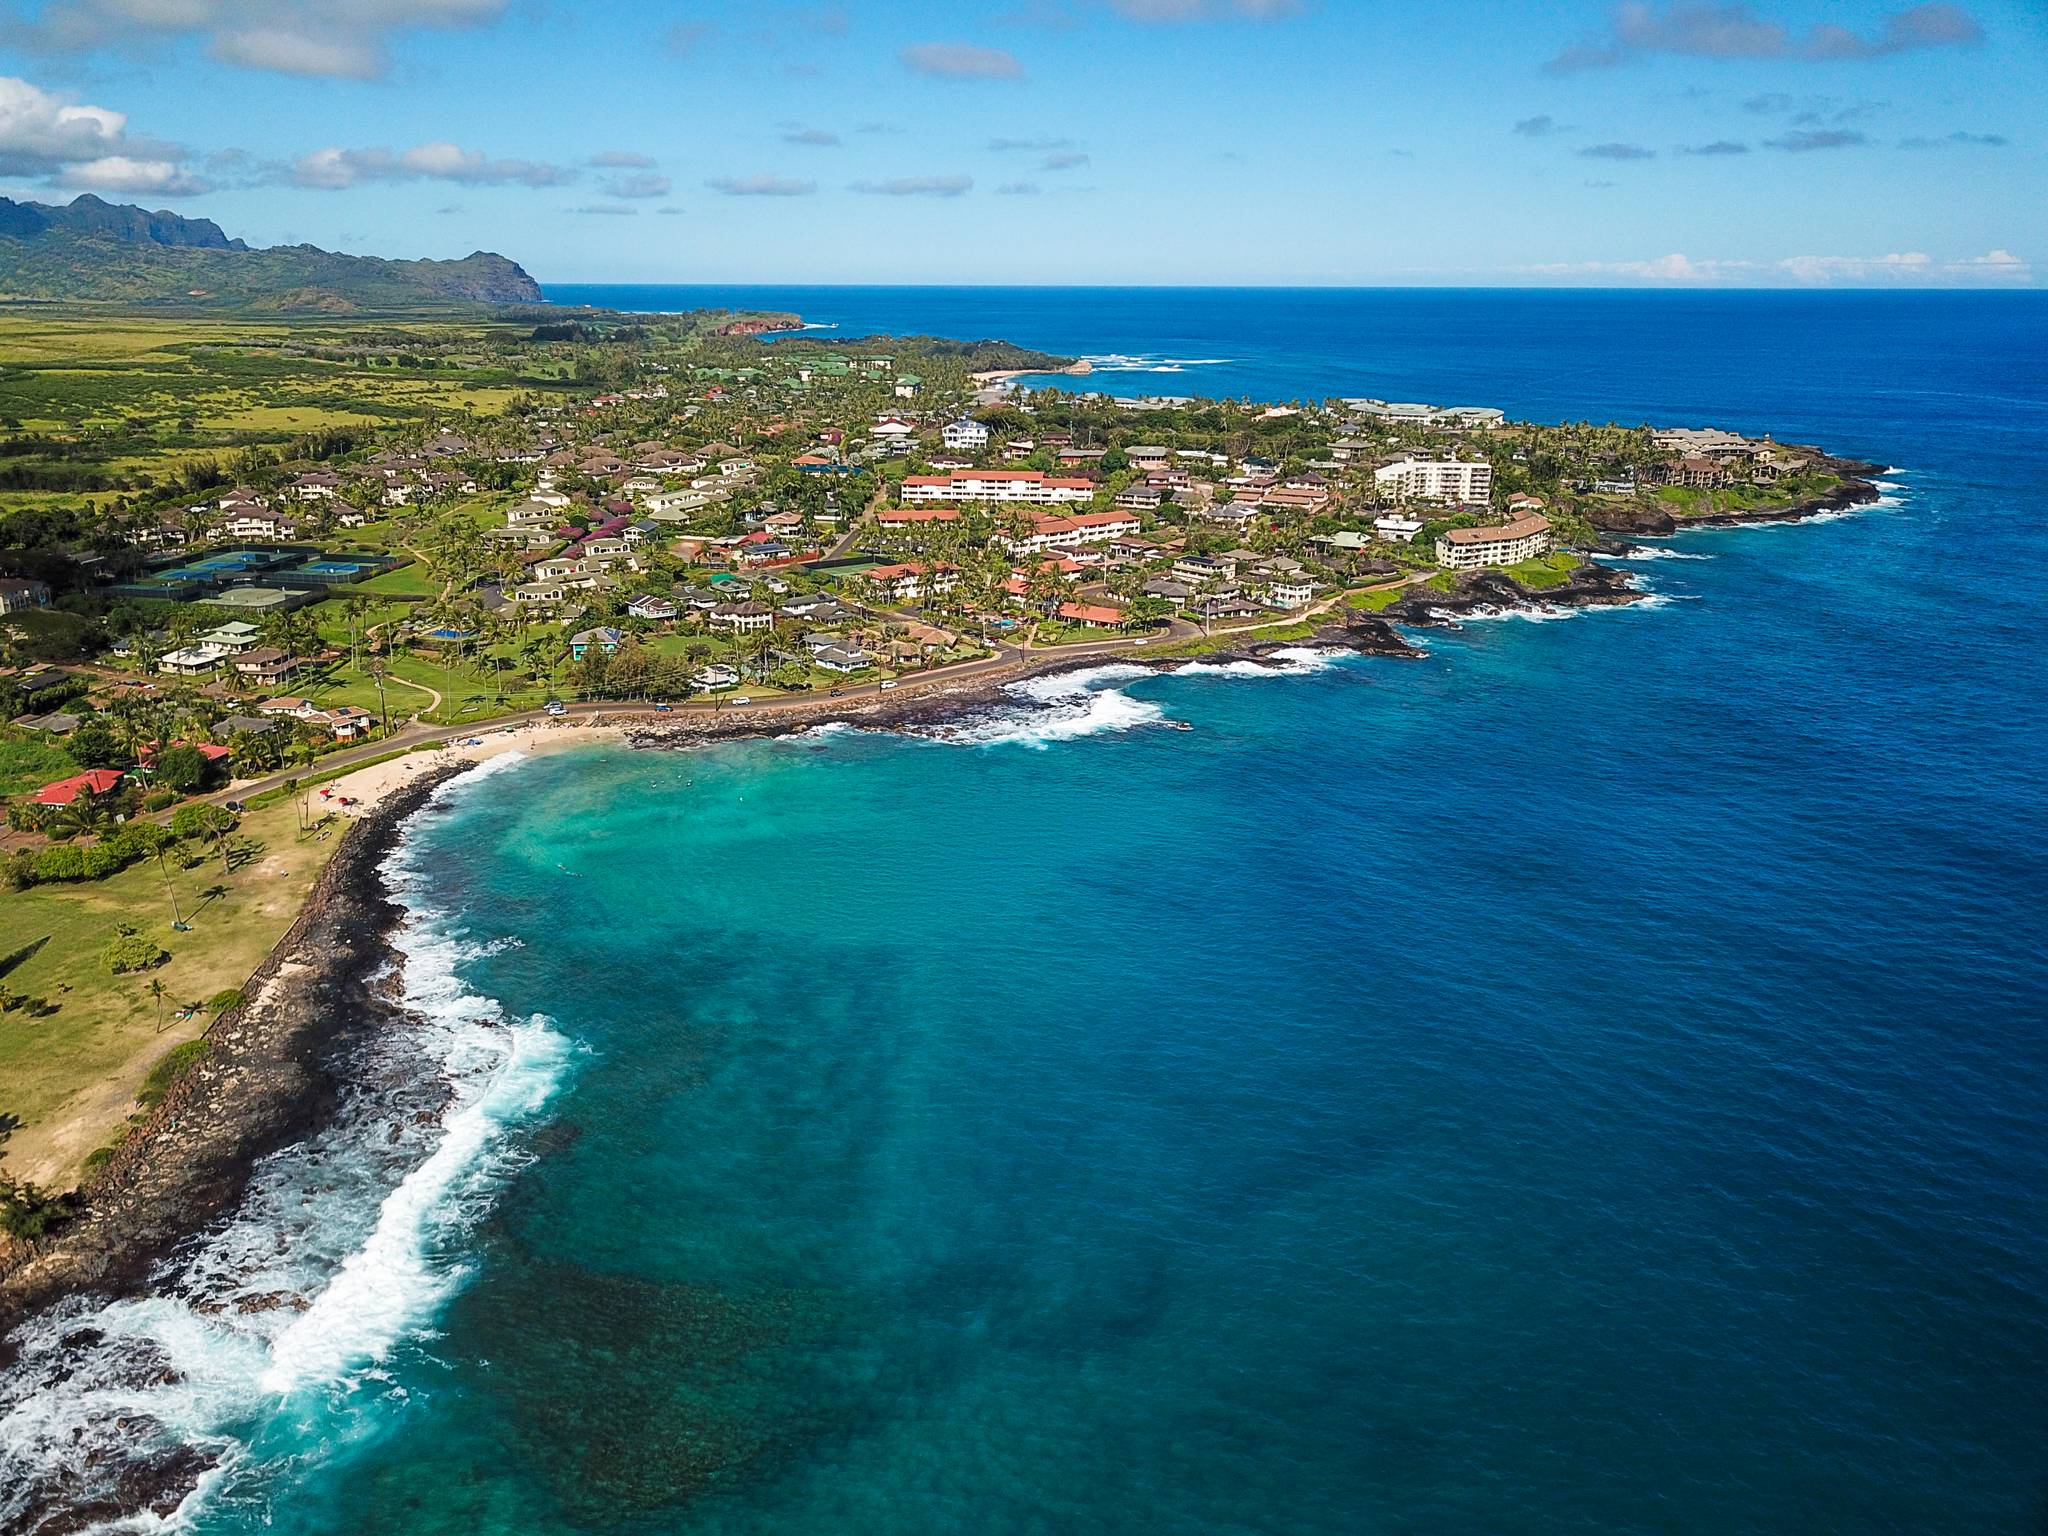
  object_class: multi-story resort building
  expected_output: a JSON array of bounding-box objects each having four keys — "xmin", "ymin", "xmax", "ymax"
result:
[
  {"xmin": 900, "ymin": 469, "xmax": 1098, "ymax": 507},
  {"xmin": 1373, "ymin": 456, "xmax": 1495, "ymax": 506},
  {"xmin": 1435, "ymin": 514, "xmax": 1552, "ymax": 570}
]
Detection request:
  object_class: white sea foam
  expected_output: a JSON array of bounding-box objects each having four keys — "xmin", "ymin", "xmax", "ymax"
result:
[
  {"xmin": 0, "ymin": 769, "xmax": 570, "ymax": 1532},
  {"xmin": 1174, "ymin": 647, "xmax": 1345, "ymax": 679},
  {"xmin": 1081, "ymin": 353, "xmax": 1233, "ymax": 374},
  {"xmin": 1595, "ymin": 545, "xmax": 1712, "ymax": 562},
  {"xmin": 929, "ymin": 664, "xmax": 1167, "ymax": 747}
]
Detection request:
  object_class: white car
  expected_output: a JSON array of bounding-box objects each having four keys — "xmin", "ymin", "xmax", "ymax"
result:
[
  {"xmin": 879, "ymin": 680, "xmax": 899, "ymax": 690},
  {"xmin": 729, "ymin": 697, "xmax": 752, "ymax": 707}
]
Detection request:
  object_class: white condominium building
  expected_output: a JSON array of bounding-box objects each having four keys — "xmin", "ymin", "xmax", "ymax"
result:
[
  {"xmin": 901, "ymin": 470, "xmax": 1097, "ymax": 507},
  {"xmin": 1373, "ymin": 456, "xmax": 1494, "ymax": 505},
  {"xmin": 1435, "ymin": 515, "xmax": 1552, "ymax": 570}
]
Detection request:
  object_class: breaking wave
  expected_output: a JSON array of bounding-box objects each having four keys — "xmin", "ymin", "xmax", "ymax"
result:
[
  {"xmin": 1079, "ymin": 353, "xmax": 1233, "ymax": 374},
  {"xmin": 0, "ymin": 766, "xmax": 570, "ymax": 1533},
  {"xmin": 1174, "ymin": 647, "xmax": 1346, "ymax": 679},
  {"xmin": 926, "ymin": 665, "xmax": 1167, "ymax": 747}
]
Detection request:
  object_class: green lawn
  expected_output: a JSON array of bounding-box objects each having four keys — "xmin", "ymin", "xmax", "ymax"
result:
[
  {"xmin": 356, "ymin": 565, "xmax": 440, "ymax": 598},
  {"xmin": 1503, "ymin": 553, "xmax": 1583, "ymax": 589},
  {"xmin": 0, "ymin": 798, "xmax": 335, "ymax": 1189}
]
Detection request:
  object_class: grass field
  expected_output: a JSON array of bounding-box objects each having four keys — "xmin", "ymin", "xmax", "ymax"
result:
[
  {"xmin": 0, "ymin": 798, "xmax": 336, "ymax": 1189},
  {"xmin": 1503, "ymin": 552, "xmax": 1583, "ymax": 588},
  {"xmin": 0, "ymin": 735, "xmax": 79, "ymax": 798}
]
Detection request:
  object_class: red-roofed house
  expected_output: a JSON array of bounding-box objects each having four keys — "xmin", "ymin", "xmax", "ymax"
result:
[
  {"xmin": 1058, "ymin": 602, "xmax": 1128, "ymax": 629},
  {"xmin": 34, "ymin": 768, "xmax": 126, "ymax": 806}
]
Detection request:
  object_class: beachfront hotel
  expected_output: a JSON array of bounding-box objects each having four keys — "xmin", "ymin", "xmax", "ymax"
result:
[
  {"xmin": 1435, "ymin": 514, "xmax": 1553, "ymax": 570},
  {"xmin": 900, "ymin": 469, "xmax": 1098, "ymax": 507}
]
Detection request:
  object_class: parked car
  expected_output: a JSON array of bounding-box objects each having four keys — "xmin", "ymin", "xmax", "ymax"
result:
[{"xmin": 879, "ymin": 680, "xmax": 899, "ymax": 691}]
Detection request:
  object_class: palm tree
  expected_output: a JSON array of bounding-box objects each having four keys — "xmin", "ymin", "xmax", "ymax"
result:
[{"xmin": 147, "ymin": 977, "xmax": 168, "ymax": 1033}]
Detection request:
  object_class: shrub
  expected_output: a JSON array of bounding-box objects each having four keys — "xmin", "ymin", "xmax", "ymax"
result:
[
  {"xmin": 143, "ymin": 789, "xmax": 179, "ymax": 812},
  {"xmin": 101, "ymin": 932, "xmax": 168, "ymax": 975},
  {"xmin": 0, "ymin": 1174, "xmax": 77, "ymax": 1239},
  {"xmin": 137, "ymin": 1040, "xmax": 209, "ymax": 1108},
  {"xmin": 33, "ymin": 843, "xmax": 126, "ymax": 882},
  {"xmin": 171, "ymin": 804, "xmax": 236, "ymax": 840},
  {"xmin": 206, "ymin": 988, "xmax": 245, "ymax": 1014}
]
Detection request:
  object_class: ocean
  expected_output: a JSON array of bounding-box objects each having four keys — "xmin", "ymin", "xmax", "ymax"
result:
[{"xmin": 5, "ymin": 289, "xmax": 2048, "ymax": 1535}]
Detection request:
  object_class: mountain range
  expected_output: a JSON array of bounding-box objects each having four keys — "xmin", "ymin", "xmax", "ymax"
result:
[{"xmin": 0, "ymin": 195, "xmax": 542, "ymax": 311}]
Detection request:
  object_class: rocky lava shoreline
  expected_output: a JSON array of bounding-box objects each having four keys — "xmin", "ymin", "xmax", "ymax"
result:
[{"xmin": 0, "ymin": 769, "xmax": 464, "ymax": 1348}]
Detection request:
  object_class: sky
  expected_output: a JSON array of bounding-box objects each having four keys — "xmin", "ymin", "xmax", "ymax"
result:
[{"xmin": 0, "ymin": 0, "xmax": 2042, "ymax": 286}]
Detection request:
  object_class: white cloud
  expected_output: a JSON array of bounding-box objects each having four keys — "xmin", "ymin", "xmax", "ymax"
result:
[
  {"xmin": 9, "ymin": 0, "xmax": 508, "ymax": 79},
  {"xmin": 599, "ymin": 172, "xmax": 671, "ymax": 199},
  {"xmin": 287, "ymin": 141, "xmax": 573, "ymax": 190},
  {"xmin": 851, "ymin": 175, "xmax": 973, "ymax": 196},
  {"xmin": 64, "ymin": 154, "xmax": 208, "ymax": 195},
  {"xmin": 900, "ymin": 42, "xmax": 1024, "ymax": 78},
  {"xmin": 588, "ymin": 151, "xmax": 656, "ymax": 169},
  {"xmin": 0, "ymin": 74, "xmax": 210, "ymax": 193},
  {"xmin": 1547, "ymin": 3, "xmax": 1983, "ymax": 74},
  {"xmin": 706, "ymin": 173, "xmax": 816, "ymax": 196}
]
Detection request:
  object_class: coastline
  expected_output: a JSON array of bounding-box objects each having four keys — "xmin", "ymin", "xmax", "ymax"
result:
[
  {"xmin": 0, "ymin": 464, "xmax": 1879, "ymax": 1341},
  {"xmin": 0, "ymin": 768, "xmax": 463, "ymax": 1345}
]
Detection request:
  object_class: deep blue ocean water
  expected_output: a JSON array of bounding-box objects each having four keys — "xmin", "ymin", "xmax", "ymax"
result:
[{"xmin": 6, "ymin": 290, "xmax": 2048, "ymax": 1535}]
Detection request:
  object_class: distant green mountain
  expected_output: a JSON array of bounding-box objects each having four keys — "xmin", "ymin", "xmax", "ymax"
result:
[{"xmin": 0, "ymin": 195, "xmax": 542, "ymax": 311}]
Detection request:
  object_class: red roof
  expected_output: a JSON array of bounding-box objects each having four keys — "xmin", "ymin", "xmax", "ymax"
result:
[
  {"xmin": 1059, "ymin": 603, "xmax": 1126, "ymax": 626},
  {"xmin": 33, "ymin": 768, "xmax": 125, "ymax": 806}
]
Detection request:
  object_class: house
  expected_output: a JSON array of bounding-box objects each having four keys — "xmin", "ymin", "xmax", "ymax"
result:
[
  {"xmin": 814, "ymin": 644, "xmax": 876, "ymax": 675},
  {"xmin": 710, "ymin": 602, "xmax": 774, "ymax": 634},
  {"xmin": 1057, "ymin": 602, "xmax": 1127, "ymax": 629},
  {"xmin": 212, "ymin": 714, "xmax": 281, "ymax": 740},
  {"xmin": 1507, "ymin": 493, "xmax": 1547, "ymax": 516},
  {"xmin": 212, "ymin": 511, "xmax": 302, "ymax": 542},
  {"xmin": 0, "ymin": 578, "xmax": 52, "ymax": 613},
  {"xmin": 1142, "ymin": 577, "xmax": 1197, "ymax": 608},
  {"xmin": 626, "ymin": 595, "xmax": 679, "ymax": 622},
  {"xmin": 33, "ymin": 768, "xmax": 126, "ymax": 806},
  {"xmin": 1114, "ymin": 483, "xmax": 1167, "ymax": 513},
  {"xmin": 1373, "ymin": 513, "xmax": 1426, "ymax": 544},
  {"xmin": 231, "ymin": 648, "xmax": 305, "ymax": 686},
  {"xmin": 871, "ymin": 417, "xmax": 919, "ymax": 447},
  {"xmin": 1373, "ymin": 457, "xmax": 1494, "ymax": 505},
  {"xmin": 258, "ymin": 696, "xmax": 327, "ymax": 721},
  {"xmin": 1436, "ymin": 514, "xmax": 1552, "ymax": 569},
  {"xmin": 901, "ymin": 470, "xmax": 1096, "ymax": 508},
  {"xmin": 290, "ymin": 470, "xmax": 342, "ymax": 500},
  {"xmin": 941, "ymin": 418, "xmax": 991, "ymax": 452},
  {"xmin": 570, "ymin": 626, "xmax": 624, "ymax": 660},
  {"xmin": 1260, "ymin": 577, "xmax": 1316, "ymax": 610},
  {"xmin": 1127, "ymin": 446, "xmax": 1171, "ymax": 470},
  {"xmin": 694, "ymin": 664, "xmax": 740, "ymax": 690},
  {"xmin": 14, "ymin": 710, "xmax": 78, "ymax": 735},
  {"xmin": 325, "ymin": 706, "xmax": 375, "ymax": 739},
  {"xmin": 1172, "ymin": 555, "xmax": 1238, "ymax": 587},
  {"xmin": 159, "ymin": 644, "xmax": 229, "ymax": 676}
]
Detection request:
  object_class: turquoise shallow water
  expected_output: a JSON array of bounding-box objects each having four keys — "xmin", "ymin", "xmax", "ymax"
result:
[{"xmin": 5, "ymin": 290, "xmax": 2048, "ymax": 1534}]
